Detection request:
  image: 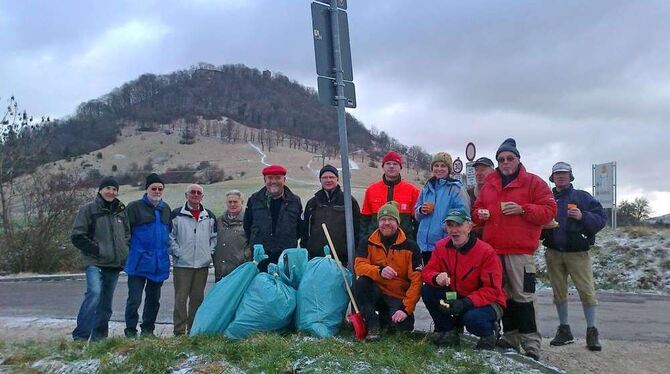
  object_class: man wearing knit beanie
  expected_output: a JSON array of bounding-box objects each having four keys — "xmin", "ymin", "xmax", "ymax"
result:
[
  {"xmin": 473, "ymin": 138, "xmax": 556, "ymax": 360},
  {"xmin": 123, "ymin": 173, "xmax": 172, "ymax": 338},
  {"xmin": 353, "ymin": 200, "xmax": 422, "ymax": 341},
  {"xmin": 361, "ymin": 151, "xmax": 420, "ymax": 240},
  {"xmin": 301, "ymin": 164, "xmax": 360, "ymax": 265},
  {"xmin": 71, "ymin": 176, "xmax": 129, "ymax": 341}
]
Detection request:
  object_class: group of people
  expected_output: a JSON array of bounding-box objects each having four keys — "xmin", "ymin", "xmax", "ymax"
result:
[{"xmin": 70, "ymin": 137, "xmax": 606, "ymax": 361}]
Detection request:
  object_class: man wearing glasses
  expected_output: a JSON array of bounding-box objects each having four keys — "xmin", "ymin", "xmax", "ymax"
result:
[
  {"xmin": 473, "ymin": 138, "xmax": 556, "ymax": 360},
  {"xmin": 169, "ymin": 184, "xmax": 217, "ymax": 336},
  {"xmin": 124, "ymin": 173, "xmax": 172, "ymax": 338}
]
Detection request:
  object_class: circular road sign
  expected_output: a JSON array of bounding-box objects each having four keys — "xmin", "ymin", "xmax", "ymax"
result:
[
  {"xmin": 465, "ymin": 142, "xmax": 476, "ymax": 161},
  {"xmin": 453, "ymin": 157, "xmax": 464, "ymax": 174}
]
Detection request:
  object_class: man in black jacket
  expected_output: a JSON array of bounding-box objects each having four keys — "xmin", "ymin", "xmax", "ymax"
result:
[
  {"xmin": 243, "ymin": 164, "xmax": 303, "ymax": 270},
  {"xmin": 542, "ymin": 162, "xmax": 607, "ymax": 351},
  {"xmin": 301, "ymin": 164, "xmax": 360, "ymax": 266}
]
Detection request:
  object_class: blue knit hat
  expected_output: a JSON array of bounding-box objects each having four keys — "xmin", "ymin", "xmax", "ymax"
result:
[{"xmin": 496, "ymin": 138, "xmax": 520, "ymax": 159}]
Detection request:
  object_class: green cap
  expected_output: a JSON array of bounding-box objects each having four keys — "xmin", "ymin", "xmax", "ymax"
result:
[
  {"xmin": 378, "ymin": 201, "xmax": 400, "ymax": 223},
  {"xmin": 444, "ymin": 207, "xmax": 472, "ymax": 224}
]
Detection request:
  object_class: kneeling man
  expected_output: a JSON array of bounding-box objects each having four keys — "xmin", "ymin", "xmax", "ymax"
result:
[
  {"xmin": 354, "ymin": 201, "xmax": 423, "ymax": 341},
  {"xmin": 422, "ymin": 208, "xmax": 506, "ymax": 349}
]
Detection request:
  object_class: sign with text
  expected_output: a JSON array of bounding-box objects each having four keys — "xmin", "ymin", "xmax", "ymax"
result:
[
  {"xmin": 593, "ymin": 162, "xmax": 615, "ymax": 209},
  {"xmin": 466, "ymin": 161, "xmax": 475, "ymax": 188}
]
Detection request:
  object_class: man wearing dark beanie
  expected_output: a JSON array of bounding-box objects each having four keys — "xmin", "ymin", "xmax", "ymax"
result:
[
  {"xmin": 301, "ymin": 164, "xmax": 361, "ymax": 265},
  {"xmin": 71, "ymin": 176, "xmax": 129, "ymax": 341},
  {"xmin": 123, "ymin": 173, "xmax": 172, "ymax": 338},
  {"xmin": 473, "ymin": 138, "xmax": 556, "ymax": 360}
]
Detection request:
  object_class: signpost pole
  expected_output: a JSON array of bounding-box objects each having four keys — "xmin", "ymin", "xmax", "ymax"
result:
[{"xmin": 328, "ymin": 0, "xmax": 356, "ymax": 271}]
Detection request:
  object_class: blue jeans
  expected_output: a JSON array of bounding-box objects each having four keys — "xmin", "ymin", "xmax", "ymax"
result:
[
  {"xmin": 422, "ymin": 284, "xmax": 497, "ymax": 337},
  {"xmin": 72, "ymin": 265, "xmax": 120, "ymax": 341},
  {"xmin": 124, "ymin": 275, "xmax": 163, "ymax": 335}
]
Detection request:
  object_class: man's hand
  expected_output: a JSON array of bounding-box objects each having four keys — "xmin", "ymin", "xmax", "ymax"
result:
[
  {"xmin": 381, "ymin": 266, "xmax": 398, "ymax": 280},
  {"xmin": 567, "ymin": 207, "xmax": 583, "ymax": 220},
  {"xmin": 391, "ymin": 310, "xmax": 408, "ymax": 323},
  {"xmin": 501, "ymin": 202, "xmax": 524, "ymax": 216},
  {"xmin": 435, "ymin": 272, "xmax": 451, "ymax": 287},
  {"xmin": 477, "ymin": 209, "xmax": 490, "ymax": 221}
]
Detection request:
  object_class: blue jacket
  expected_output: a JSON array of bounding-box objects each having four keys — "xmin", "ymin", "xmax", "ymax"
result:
[
  {"xmin": 414, "ymin": 177, "xmax": 470, "ymax": 252},
  {"xmin": 124, "ymin": 195, "xmax": 172, "ymax": 282},
  {"xmin": 542, "ymin": 184, "xmax": 606, "ymax": 252}
]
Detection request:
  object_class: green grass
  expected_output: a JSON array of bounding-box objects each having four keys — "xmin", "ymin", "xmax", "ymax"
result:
[{"xmin": 1, "ymin": 330, "xmax": 494, "ymax": 373}]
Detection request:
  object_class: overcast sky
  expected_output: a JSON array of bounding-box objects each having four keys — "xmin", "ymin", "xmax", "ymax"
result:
[{"xmin": 2, "ymin": 0, "xmax": 669, "ymax": 215}]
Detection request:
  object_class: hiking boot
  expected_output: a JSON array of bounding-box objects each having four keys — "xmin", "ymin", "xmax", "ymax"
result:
[
  {"xmin": 496, "ymin": 338, "xmax": 520, "ymax": 352},
  {"xmin": 124, "ymin": 328, "xmax": 137, "ymax": 339},
  {"xmin": 586, "ymin": 327, "xmax": 602, "ymax": 351},
  {"xmin": 475, "ymin": 335, "xmax": 496, "ymax": 350},
  {"xmin": 428, "ymin": 331, "xmax": 445, "ymax": 344},
  {"xmin": 366, "ymin": 326, "xmax": 381, "ymax": 342},
  {"xmin": 435, "ymin": 330, "xmax": 460, "ymax": 348},
  {"xmin": 525, "ymin": 351, "xmax": 540, "ymax": 361},
  {"xmin": 550, "ymin": 324, "xmax": 574, "ymax": 346},
  {"xmin": 140, "ymin": 330, "xmax": 156, "ymax": 339}
]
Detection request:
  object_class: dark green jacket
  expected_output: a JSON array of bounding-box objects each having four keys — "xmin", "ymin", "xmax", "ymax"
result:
[{"xmin": 71, "ymin": 194, "xmax": 130, "ymax": 269}]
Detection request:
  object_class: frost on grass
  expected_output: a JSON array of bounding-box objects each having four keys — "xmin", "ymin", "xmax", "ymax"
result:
[
  {"xmin": 170, "ymin": 353, "xmax": 244, "ymax": 374},
  {"xmin": 31, "ymin": 358, "xmax": 102, "ymax": 374}
]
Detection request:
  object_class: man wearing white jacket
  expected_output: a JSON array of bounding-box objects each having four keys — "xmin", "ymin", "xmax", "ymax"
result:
[{"xmin": 169, "ymin": 184, "xmax": 217, "ymax": 336}]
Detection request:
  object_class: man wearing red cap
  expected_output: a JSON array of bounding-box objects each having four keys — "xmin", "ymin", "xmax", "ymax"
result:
[
  {"xmin": 361, "ymin": 151, "xmax": 420, "ymax": 240},
  {"xmin": 243, "ymin": 164, "xmax": 303, "ymax": 270}
]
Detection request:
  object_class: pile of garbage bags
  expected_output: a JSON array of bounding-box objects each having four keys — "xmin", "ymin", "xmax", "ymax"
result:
[{"xmin": 190, "ymin": 245, "xmax": 352, "ymax": 339}]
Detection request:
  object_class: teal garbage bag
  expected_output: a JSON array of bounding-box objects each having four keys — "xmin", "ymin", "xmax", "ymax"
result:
[
  {"xmin": 295, "ymin": 245, "xmax": 352, "ymax": 338},
  {"xmin": 190, "ymin": 245, "xmax": 268, "ymax": 336},
  {"xmin": 224, "ymin": 264, "xmax": 297, "ymax": 339},
  {"xmin": 277, "ymin": 248, "xmax": 308, "ymax": 289}
]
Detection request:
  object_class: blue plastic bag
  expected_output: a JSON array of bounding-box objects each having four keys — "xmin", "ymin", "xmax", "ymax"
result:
[
  {"xmin": 190, "ymin": 245, "xmax": 268, "ymax": 336},
  {"xmin": 277, "ymin": 248, "xmax": 308, "ymax": 289},
  {"xmin": 295, "ymin": 245, "xmax": 352, "ymax": 338},
  {"xmin": 224, "ymin": 264, "xmax": 297, "ymax": 339}
]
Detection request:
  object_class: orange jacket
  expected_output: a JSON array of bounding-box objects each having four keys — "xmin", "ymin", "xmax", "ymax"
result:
[{"xmin": 354, "ymin": 229, "xmax": 423, "ymax": 314}]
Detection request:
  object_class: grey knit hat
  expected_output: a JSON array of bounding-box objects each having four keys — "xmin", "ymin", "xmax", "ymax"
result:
[{"xmin": 496, "ymin": 138, "xmax": 520, "ymax": 159}]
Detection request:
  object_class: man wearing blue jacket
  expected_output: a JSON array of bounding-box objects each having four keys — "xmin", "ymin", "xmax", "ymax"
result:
[
  {"xmin": 124, "ymin": 173, "xmax": 172, "ymax": 338},
  {"xmin": 542, "ymin": 162, "xmax": 606, "ymax": 351},
  {"xmin": 414, "ymin": 152, "xmax": 470, "ymax": 264}
]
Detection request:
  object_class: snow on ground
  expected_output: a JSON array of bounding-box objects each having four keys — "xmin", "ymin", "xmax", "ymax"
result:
[{"xmin": 536, "ymin": 227, "xmax": 670, "ymax": 294}]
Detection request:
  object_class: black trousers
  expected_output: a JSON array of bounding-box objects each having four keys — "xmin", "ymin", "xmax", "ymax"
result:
[{"xmin": 353, "ymin": 276, "xmax": 414, "ymax": 331}]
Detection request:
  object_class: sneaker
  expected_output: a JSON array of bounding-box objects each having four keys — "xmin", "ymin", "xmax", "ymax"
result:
[
  {"xmin": 586, "ymin": 327, "xmax": 602, "ymax": 351},
  {"xmin": 550, "ymin": 324, "xmax": 574, "ymax": 346},
  {"xmin": 435, "ymin": 330, "xmax": 460, "ymax": 348},
  {"xmin": 366, "ymin": 326, "xmax": 381, "ymax": 342},
  {"xmin": 475, "ymin": 335, "xmax": 496, "ymax": 350}
]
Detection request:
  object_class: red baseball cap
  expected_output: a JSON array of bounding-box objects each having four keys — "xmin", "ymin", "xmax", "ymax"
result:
[{"xmin": 262, "ymin": 164, "xmax": 287, "ymax": 176}]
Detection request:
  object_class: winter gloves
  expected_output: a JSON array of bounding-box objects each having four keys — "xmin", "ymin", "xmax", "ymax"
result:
[{"xmin": 440, "ymin": 297, "xmax": 474, "ymax": 317}]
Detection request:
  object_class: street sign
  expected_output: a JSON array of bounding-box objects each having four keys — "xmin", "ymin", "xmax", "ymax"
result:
[
  {"xmin": 593, "ymin": 162, "xmax": 615, "ymax": 209},
  {"xmin": 465, "ymin": 142, "xmax": 476, "ymax": 161},
  {"xmin": 465, "ymin": 161, "xmax": 476, "ymax": 188},
  {"xmin": 318, "ymin": 76, "xmax": 356, "ymax": 108},
  {"xmin": 453, "ymin": 157, "xmax": 463, "ymax": 174},
  {"xmin": 311, "ymin": 2, "xmax": 353, "ymax": 81},
  {"xmin": 314, "ymin": 0, "xmax": 347, "ymax": 9}
]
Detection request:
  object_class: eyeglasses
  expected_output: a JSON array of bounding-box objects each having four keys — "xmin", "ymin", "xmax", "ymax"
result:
[
  {"xmin": 497, "ymin": 156, "xmax": 516, "ymax": 163},
  {"xmin": 188, "ymin": 190, "xmax": 203, "ymax": 195},
  {"xmin": 150, "ymin": 187, "xmax": 164, "ymax": 192}
]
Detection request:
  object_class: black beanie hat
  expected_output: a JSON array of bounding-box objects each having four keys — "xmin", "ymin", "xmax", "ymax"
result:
[
  {"xmin": 319, "ymin": 164, "xmax": 339, "ymax": 179},
  {"xmin": 145, "ymin": 173, "xmax": 164, "ymax": 189},
  {"xmin": 98, "ymin": 176, "xmax": 119, "ymax": 191},
  {"xmin": 496, "ymin": 138, "xmax": 520, "ymax": 159}
]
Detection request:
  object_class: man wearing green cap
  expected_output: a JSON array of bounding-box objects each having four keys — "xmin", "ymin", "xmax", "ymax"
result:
[
  {"xmin": 354, "ymin": 201, "xmax": 423, "ymax": 341},
  {"xmin": 421, "ymin": 208, "xmax": 506, "ymax": 350}
]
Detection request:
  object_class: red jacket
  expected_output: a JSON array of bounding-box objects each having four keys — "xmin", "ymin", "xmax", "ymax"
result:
[
  {"xmin": 473, "ymin": 165, "xmax": 556, "ymax": 255},
  {"xmin": 423, "ymin": 236, "xmax": 506, "ymax": 308}
]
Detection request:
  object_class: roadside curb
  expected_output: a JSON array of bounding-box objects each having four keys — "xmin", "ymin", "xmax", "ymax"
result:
[{"xmin": 0, "ymin": 274, "xmax": 86, "ymax": 283}]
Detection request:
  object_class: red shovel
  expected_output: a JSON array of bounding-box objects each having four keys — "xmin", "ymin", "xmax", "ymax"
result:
[{"xmin": 322, "ymin": 223, "xmax": 367, "ymax": 341}]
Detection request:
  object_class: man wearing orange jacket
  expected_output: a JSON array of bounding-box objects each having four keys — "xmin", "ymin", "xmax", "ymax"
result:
[
  {"xmin": 473, "ymin": 138, "xmax": 556, "ymax": 360},
  {"xmin": 360, "ymin": 151, "xmax": 420, "ymax": 240},
  {"xmin": 422, "ymin": 207, "xmax": 506, "ymax": 350},
  {"xmin": 354, "ymin": 201, "xmax": 423, "ymax": 341}
]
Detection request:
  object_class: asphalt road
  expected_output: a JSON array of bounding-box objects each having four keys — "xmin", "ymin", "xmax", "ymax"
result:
[{"xmin": 1, "ymin": 273, "xmax": 668, "ymax": 342}]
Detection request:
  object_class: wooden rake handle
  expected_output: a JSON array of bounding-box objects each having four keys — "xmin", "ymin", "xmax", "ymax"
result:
[{"xmin": 322, "ymin": 223, "xmax": 361, "ymax": 314}]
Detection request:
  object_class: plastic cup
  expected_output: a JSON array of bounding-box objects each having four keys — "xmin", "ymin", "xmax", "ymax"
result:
[{"xmin": 567, "ymin": 203, "xmax": 577, "ymax": 210}]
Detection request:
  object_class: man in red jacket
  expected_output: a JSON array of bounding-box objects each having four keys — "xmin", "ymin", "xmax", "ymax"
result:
[
  {"xmin": 422, "ymin": 207, "xmax": 506, "ymax": 350},
  {"xmin": 473, "ymin": 138, "xmax": 556, "ymax": 360}
]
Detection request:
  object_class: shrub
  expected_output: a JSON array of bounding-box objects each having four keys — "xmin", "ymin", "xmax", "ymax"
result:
[
  {"xmin": 96, "ymin": 152, "xmax": 103, "ymax": 159},
  {"xmin": 368, "ymin": 160, "xmax": 378, "ymax": 168}
]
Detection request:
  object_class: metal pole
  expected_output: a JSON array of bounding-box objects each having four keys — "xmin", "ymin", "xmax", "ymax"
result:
[
  {"xmin": 613, "ymin": 162, "xmax": 617, "ymax": 230},
  {"xmin": 329, "ymin": 0, "xmax": 356, "ymax": 272}
]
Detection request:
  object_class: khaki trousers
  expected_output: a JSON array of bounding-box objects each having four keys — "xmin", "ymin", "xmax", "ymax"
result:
[
  {"xmin": 545, "ymin": 248, "xmax": 598, "ymax": 305},
  {"xmin": 173, "ymin": 267, "xmax": 209, "ymax": 335}
]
